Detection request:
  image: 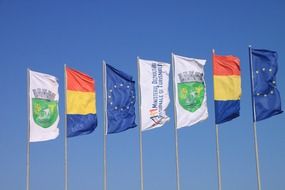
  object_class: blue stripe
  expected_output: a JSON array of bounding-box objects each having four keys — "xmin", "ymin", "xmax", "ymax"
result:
[
  {"xmin": 67, "ymin": 114, "xmax": 97, "ymax": 137},
  {"xmin": 215, "ymin": 100, "xmax": 240, "ymax": 124}
]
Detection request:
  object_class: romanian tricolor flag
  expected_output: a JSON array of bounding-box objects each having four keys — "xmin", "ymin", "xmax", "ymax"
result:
[
  {"xmin": 66, "ymin": 66, "xmax": 97, "ymax": 137},
  {"xmin": 213, "ymin": 54, "xmax": 241, "ymax": 124}
]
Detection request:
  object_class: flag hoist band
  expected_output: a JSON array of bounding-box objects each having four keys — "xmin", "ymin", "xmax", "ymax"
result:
[{"xmin": 213, "ymin": 50, "xmax": 241, "ymax": 190}]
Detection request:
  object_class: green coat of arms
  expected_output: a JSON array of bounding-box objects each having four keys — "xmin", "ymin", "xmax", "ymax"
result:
[
  {"xmin": 32, "ymin": 98, "xmax": 58, "ymax": 128},
  {"xmin": 178, "ymin": 82, "xmax": 205, "ymax": 112}
]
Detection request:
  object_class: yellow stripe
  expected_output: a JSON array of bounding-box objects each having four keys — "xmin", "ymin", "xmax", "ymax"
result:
[
  {"xmin": 67, "ymin": 90, "xmax": 96, "ymax": 114},
  {"xmin": 214, "ymin": 76, "xmax": 241, "ymax": 100}
]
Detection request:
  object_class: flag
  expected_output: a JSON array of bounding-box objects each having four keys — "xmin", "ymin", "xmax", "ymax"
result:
[
  {"xmin": 105, "ymin": 64, "xmax": 137, "ymax": 134},
  {"xmin": 66, "ymin": 66, "xmax": 97, "ymax": 137},
  {"xmin": 213, "ymin": 54, "xmax": 241, "ymax": 124},
  {"xmin": 138, "ymin": 58, "xmax": 170, "ymax": 131},
  {"xmin": 29, "ymin": 70, "xmax": 59, "ymax": 142},
  {"xmin": 251, "ymin": 48, "xmax": 283, "ymax": 121},
  {"xmin": 173, "ymin": 54, "xmax": 208, "ymax": 128}
]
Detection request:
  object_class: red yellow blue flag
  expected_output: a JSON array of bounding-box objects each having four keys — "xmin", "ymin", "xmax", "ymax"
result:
[
  {"xmin": 213, "ymin": 54, "xmax": 241, "ymax": 124},
  {"xmin": 65, "ymin": 66, "xmax": 97, "ymax": 137}
]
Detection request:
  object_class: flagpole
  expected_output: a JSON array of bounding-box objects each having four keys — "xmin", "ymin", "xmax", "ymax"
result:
[
  {"xmin": 248, "ymin": 45, "xmax": 262, "ymax": 190},
  {"xmin": 137, "ymin": 57, "xmax": 144, "ymax": 190},
  {"xmin": 26, "ymin": 69, "xmax": 30, "ymax": 190},
  {"xmin": 171, "ymin": 53, "xmax": 180, "ymax": 190},
  {"xmin": 212, "ymin": 49, "xmax": 222, "ymax": 190},
  {"xmin": 103, "ymin": 61, "xmax": 108, "ymax": 190},
  {"xmin": 215, "ymin": 124, "xmax": 222, "ymax": 190},
  {"xmin": 64, "ymin": 64, "xmax": 68, "ymax": 190}
]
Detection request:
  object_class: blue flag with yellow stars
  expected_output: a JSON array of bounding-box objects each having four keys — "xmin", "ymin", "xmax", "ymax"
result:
[
  {"xmin": 106, "ymin": 64, "xmax": 137, "ymax": 134},
  {"xmin": 251, "ymin": 48, "xmax": 283, "ymax": 121}
]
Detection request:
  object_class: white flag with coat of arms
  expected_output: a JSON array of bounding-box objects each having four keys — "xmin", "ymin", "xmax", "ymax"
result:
[
  {"xmin": 29, "ymin": 70, "xmax": 59, "ymax": 142},
  {"xmin": 173, "ymin": 54, "xmax": 208, "ymax": 129}
]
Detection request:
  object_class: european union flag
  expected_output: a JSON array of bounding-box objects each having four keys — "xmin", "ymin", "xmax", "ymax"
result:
[
  {"xmin": 106, "ymin": 64, "xmax": 137, "ymax": 134},
  {"xmin": 251, "ymin": 49, "xmax": 283, "ymax": 121}
]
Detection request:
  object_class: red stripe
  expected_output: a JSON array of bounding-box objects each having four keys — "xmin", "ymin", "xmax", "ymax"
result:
[
  {"xmin": 66, "ymin": 67, "xmax": 95, "ymax": 92},
  {"xmin": 213, "ymin": 55, "xmax": 240, "ymax": 75}
]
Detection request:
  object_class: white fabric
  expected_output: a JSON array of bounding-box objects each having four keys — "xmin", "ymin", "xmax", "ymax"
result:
[
  {"xmin": 29, "ymin": 70, "xmax": 59, "ymax": 142},
  {"xmin": 173, "ymin": 54, "xmax": 208, "ymax": 129},
  {"xmin": 138, "ymin": 59, "xmax": 170, "ymax": 131}
]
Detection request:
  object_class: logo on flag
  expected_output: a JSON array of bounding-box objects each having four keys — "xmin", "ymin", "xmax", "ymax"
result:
[
  {"xmin": 32, "ymin": 98, "xmax": 58, "ymax": 128},
  {"xmin": 178, "ymin": 81, "xmax": 205, "ymax": 113},
  {"xmin": 32, "ymin": 88, "xmax": 58, "ymax": 128}
]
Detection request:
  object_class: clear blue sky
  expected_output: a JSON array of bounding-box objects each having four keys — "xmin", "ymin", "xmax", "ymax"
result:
[{"xmin": 0, "ymin": 0, "xmax": 284, "ymax": 190}]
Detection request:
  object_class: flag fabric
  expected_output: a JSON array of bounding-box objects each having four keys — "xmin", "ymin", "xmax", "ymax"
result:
[
  {"xmin": 213, "ymin": 54, "xmax": 241, "ymax": 124},
  {"xmin": 251, "ymin": 48, "xmax": 283, "ymax": 121},
  {"xmin": 66, "ymin": 67, "xmax": 97, "ymax": 137},
  {"xmin": 106, "ymin": 64, "xmax": 137, "ymax": 134},
  {"xmin": 29, "ymin": 70, "xmax": 59, "ymax": 142},
  {"xmin": 138, "ymin": 58, "xmax": 170, "ymax": 131},
  {"xmin": 173, "ymin": 54, "xmax": 208, "ymax": 129}
]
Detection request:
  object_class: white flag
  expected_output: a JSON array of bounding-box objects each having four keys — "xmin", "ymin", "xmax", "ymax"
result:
[
  {"xmin": 138, "ymin": 58, "xmax": 170, "ymax": 131},
  {"xmin": 29, "ymin": 70, "xmax": 59, "ymax": 142},
  {"xmin": 173, "ymin": 54, "xmax": 208, "ymax": 129}
]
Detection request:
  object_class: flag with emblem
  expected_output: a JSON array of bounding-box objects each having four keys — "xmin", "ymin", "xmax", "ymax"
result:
[
  {"xmin": 173, "ymin": 54, "xmax": 208, "ymax": 129},
  {"xmin": 29, "ymin": 70, "xmax": 60, "ymax": 142},
  {"xmin": 105, "ymin": 64, "xmax": 137, "ymax": 134},
  {"xmin": 213, "ymin": 53, "xmax": 241, "ymax": 124},
  {"xmin": 65, "ymin": 66, "xmax": 97, "ymax": 137},
  {"xmin": 251, "ymin": 48, "xmax": 283, "ymax": 121},
  {"xmin": 138, "ymin": 58, "xmax": 170, "ymax": 131}
]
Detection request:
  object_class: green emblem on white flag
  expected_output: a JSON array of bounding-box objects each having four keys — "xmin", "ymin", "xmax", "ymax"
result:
[
  {"xmin": 32, "ymin": 98, "xmax": 58, "ymax": 128},
  {"xmin": 178, "ymin": 82, "xmax": 205, "ymax": 112}
]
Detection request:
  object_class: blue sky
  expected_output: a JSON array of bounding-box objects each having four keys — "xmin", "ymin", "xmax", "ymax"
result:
[{"xmin": 0, "ymin": 0, "xmax": 284, "ymax": 190}]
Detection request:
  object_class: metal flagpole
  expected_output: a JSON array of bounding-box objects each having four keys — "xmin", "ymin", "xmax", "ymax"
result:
[
  {"xmin": 171, "ymin": 53, "xmax": 180, "ymax": 190},
  {"xmin": 103, "ymin": 61, "xmax": 108, "ymax": 190},
  {"xmin": 64, "ymin": 64, "xmax": 68, "ymax": 190},
  {"xmin": 137, "ymin": 57, "xmax": 144, "ymax": 190},
  {"xmin": 212, "ymin": 49, "xmax": 222, "ymax": 190},
  {"xmin": 26, "ymin": 69, "xmax": 30, "ymax": 190},
  {"xmin": 248, "ymin": 45, "xmax": 262, "ymax": 190},
  {"xmin": 215, "ymin": 124, "xmax": 222, "ymax": 190}
]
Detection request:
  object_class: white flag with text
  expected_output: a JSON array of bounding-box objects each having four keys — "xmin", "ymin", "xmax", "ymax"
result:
[{"xmin": 138, "ymin": 59, "xmax": 170, "ymax": 131}]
